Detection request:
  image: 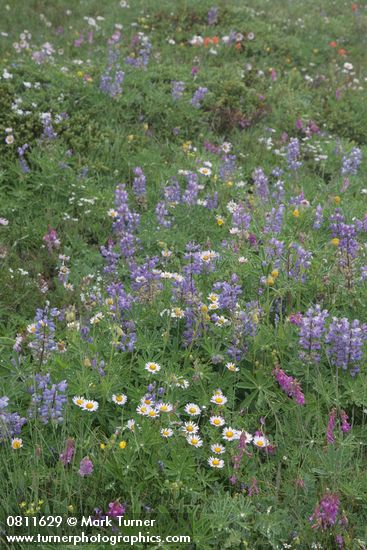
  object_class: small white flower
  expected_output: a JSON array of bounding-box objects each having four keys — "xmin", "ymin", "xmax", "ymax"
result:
[
  {"xmin": 253, "ymin": 435, "xmax": 269, "ymax": 448},
  {"xmin": 145, "ymin": 361, "xmax": 161, "ymax": 374},
  {"xmin": 82, "ymin": 400, "xmax": 99, "ymax": 412},
  {"xmin": 184, "ymin": 403, "xmax": 201, "ymax": 416},
  {"xmin": 208, "ymin": 456, "xmax": 224, "ymax": 468},
  {"xmin": 160, "ymin": 428, "xmax": 173, "ymax": 438},
  {"xmin": 211, "ymin": 443, "xmax": 225, "ymax": 454},
  {"xmin": 186, "ymin": 435, "xmax": 203, "ymax": 447},
  {"xmin": 112, "ymin": 394, "xmax": 127, "ymax": 405},
  {"xmin": 209, "ymin": 415, "xmax": 225, "ymax": 427},
  {"xmin": 222, "ymin": 427, "xmax": 241, "ymax": 441}
]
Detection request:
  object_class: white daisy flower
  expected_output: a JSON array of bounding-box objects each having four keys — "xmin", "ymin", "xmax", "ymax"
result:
[
  {"xmin": 11, "ymin": 438, "xmax": 23, "ymax": 450},
  {"xmin": 181, "ymin": 421, "xmax": 199, "ymax": 435},
  {"xmin": 208, "ymin": 456, "xmax": 224, "ymax": 468},
  {"xmin": 209, "ymin": 415, "xmax": 225, "ymax": 427},
  {"xmin": 222, "ymin": 427, "xmax": 241, "ymax": 441},
  {"xmin": 225, "ymin": 362, "xmax": 239, "ymax": 372},
  {"xmin": 73, "ymin": 396, "xmax": 85, "ymax": 408},
  {"xmin": 184, "ymin": 403, "xmax": 201, "ymax": 416},
  {"xmin": 210, "ymin": 393, "xmax": 228, "ymax": 406},
  {"xmin": 253, "ymin": 435, "xmax": 269, "ymax": 448},
  {"xmin": 198, "ymin": 166, "xmax": 212, "ymax": 177},
  {"xmin": 211, "ymin": 443, "xmax": 225, "ymax": 454},
  {"xmin": 187, "ymin": 435, "xmax": 203, "ymax": 447},
  {"xmin": 160, "ymin": 428, "xmax": 173, "ymax": 438},
  {"xmin": 112, "ymin": 394, "xmax": 127, "ymax": 405},
  {"xmin": 82, "ymin": 400, "xmax": 99, "ymax": 412},
  {"xmin": 145, "ymin": 362, "xmax": 161, "ymax": 374},
  {"xmin": 157, "ymin": 402, "xmax": 173, "ymax": 413}
]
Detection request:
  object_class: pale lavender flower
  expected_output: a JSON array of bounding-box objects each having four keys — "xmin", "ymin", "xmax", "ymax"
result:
[
  {"xmin": 341, "ymin": 147, "xmax": 362, "ymax": 176},
  {"xmin": 298, "ymin": 305, "xmax": 328, "ymax": 363},
  {"xmin": 79, "ymin": 456, "xmax": 94, "ymax": 477},
  {"xmin": 287, "ymin": 138, "xmax": 302, "ymax": 170},
  {"xmin": 171, "ymin": 80, "xmax": 185, "ymax": 101},
  {"xmin": 60, "ymin": 438, "xmax": 75, "ymax": 465},
  {"xmin": 325, "ymin": 317, "xmax": 367, "ymax": 375},
  {"xmin": 207, "ymin": 7, "xmax": 219, "ymax": 25},
  {"xmin": 191, "ymin": 87, "xmax": 208, "ymax": 108},
  {"xmin": 313, "ymin": 204, "xmax": 324, "ymax": 229},
  {"xmin": 253, "ymin": 168, "xmax": 269, "ymax": 201}
]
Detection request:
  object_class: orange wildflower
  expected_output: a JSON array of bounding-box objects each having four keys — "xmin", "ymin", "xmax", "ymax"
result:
[
  {"xmin": 204, "ymin": 37, "xmax": 212, "ymax": 47},
  {"xmin": 212, "ymin": 36, "xmax": 219, "ymax": 45},
  {"xmin": 338, "ymin": 48, "xmax": 347, "ymax": 56},
  {"xmin": 329, "ymin": 41, "xmax": 337, "ymax": 48}
]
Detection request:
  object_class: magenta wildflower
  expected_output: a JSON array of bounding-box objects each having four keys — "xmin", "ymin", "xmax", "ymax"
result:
[
  {"xmin": 107, "ymin": 501, "xmax": 126, "ymax": 518},
  {"xmin": 340, "ymin": 410, "xmax": 351, "ymax": 433},
  {"xmin": 79, "ymin": 456, "xmax": 94, "ymax": 477},
  {"xmin": 309, "ymin": 492, "xmax": 340, "ymax": 530},
  {"xmin": 327, "ymin": 408, "xmax": 337, "ymax": 444},
  {"xmin": 60, "ymin": 438, "xmax": 75, "ymax": 465},
  {"xmin": 273, "ymin": 366, "xmax": 305, "ymax": 405},
  {"xmin": 248, "ymin": 478, "xmax": 260, "ymax": 496}
]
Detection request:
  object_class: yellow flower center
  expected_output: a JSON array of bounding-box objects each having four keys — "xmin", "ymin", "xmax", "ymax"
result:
[
  {"xmin": 189, "ymin": 407, "xmax": 197, "ymax": 414},
  {"xmin": 215, "ymin": 397, "xmax": 223, "ymax": 404},
  {"xmin": 119, "ymin": 441, "xmax": 127, "ymax": 449},
  {"xmin": 12, "ymin": 441, "xmax": 21, "ymax": 449},
  {"xmin": 226, "ymin": 431, "xmax": 233, "ymax": 438},
  {"xmin": 257, "ymin": 441, "xmax": 264, "ymax": 447},
  {"xmin": 85, "ymin": 403, "xmax": 94, "ymax": 409},
  {"xmin": 213, "ymin": 419, "xmax": 220, "ymax": 425},
  {"xmin": 212, "ymin": 459, "xmax": 220, "ymax": 465}
]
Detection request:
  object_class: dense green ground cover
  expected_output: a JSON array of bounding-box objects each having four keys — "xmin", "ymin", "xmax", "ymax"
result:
[{"xmin": 1, "ymin": 0, "xmax": 367, "ymax": 548}]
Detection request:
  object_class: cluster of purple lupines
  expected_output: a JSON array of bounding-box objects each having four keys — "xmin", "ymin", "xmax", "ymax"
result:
[
  {"xmin": 43, "ymin": 227, "xmax": 60, "ymax": 254},
  {"xmin": 41, "ymin": 113, "xmax": 57, "ymax": 140},
  {"xmin": 113, "ymin": 184, "xmax": 141, "ymax": 260},
  {"xmin": 219, "ymin": 154, "xmax": 236, "ymax": 182},
  {"xmin": 27, "ymin": 304, "xmax": 60, "ymax": 364},
  {"xmin": 313, "ymin": 204, "xmax": 324, "ymax": 229},
  {"xmin": 125, "ymin": 33, "xmax": 152, "ymax": 68},
  {"xmin": 252, "ymin": 168, "xmax": 269, "ymax": 201},
  {"xmin": 18, "ymin": 143, "xmax": 30, "ymax": 173},
  {"xmin": 0, "ymin": 396, "xmax": 26, "ymax": 441},
  {"xmin": 263, "ymin": 205, "xmax": 285, "ymax": 234},
  {"xmin": 171, "ymin": 80, "xmax": 185, "ymax": 101},
  {"xmin": 231, "ymin": 204, "xmax": 251, "ymax": 234},
  {"xmin": 106, "ymin": 282, "xmax": 136, "ymax": 352},
  {"xmin": 132, "ymin": 167, "xmax": 147, "ymax": 201},
  {"xmin": 325, "ymin": 317, "xmax": 367, "ymax": 375},
  {"xmin": 298, "ymin": 305, "xmax": 329, "ymax": 363},
  {"xmin": 287, "ymin": 138, "xmax": 302, "ymax": 171},
  {"xmin": 155, "ymin": 201, "xmax": 172, "ymax": 228},
  {"xmin": 130, "ymin": 256, "xmax": 162, "ymax": 301},
  {"xmin": 212, "ymin": 275, "xmax": 242, "ymax": 312},
  {"xmin": 309, "ymin": 493, "xmax": 346, "ymax": 531},
  {"xmin": 272, "ymin": 366, "xmax": 305, "ymax": 405},
  {"xmin": 341, "ymin": 147, "xmax": 362, "ymax": 176},
  {"xmin": 207, "ymin": 7, "xmax": 219, "ymax": 25},
  {"xmin": 28, "ymin": 373, "xmax": 68, "ymax": 424},
  {"xmin": 191, "ymin": 87, "xmax": 208, "ymax": 108},
  {"xmin": 287, "ymin": 243, "xmax": 313, "ymax": 282},
  {"xmin": 100, "ymin": 30, "xmax": 125, "ymax": 97},
  {"xmin": 298, "ymin": 307, "xmax": 367, "ymax": 375},
  {"xmin": 265, "ymin": 238, "xmax": 284, "ymax": 269},
  {"xmin": 182, "ymin": 171, "xmax": 200, "ymax": 205}
]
